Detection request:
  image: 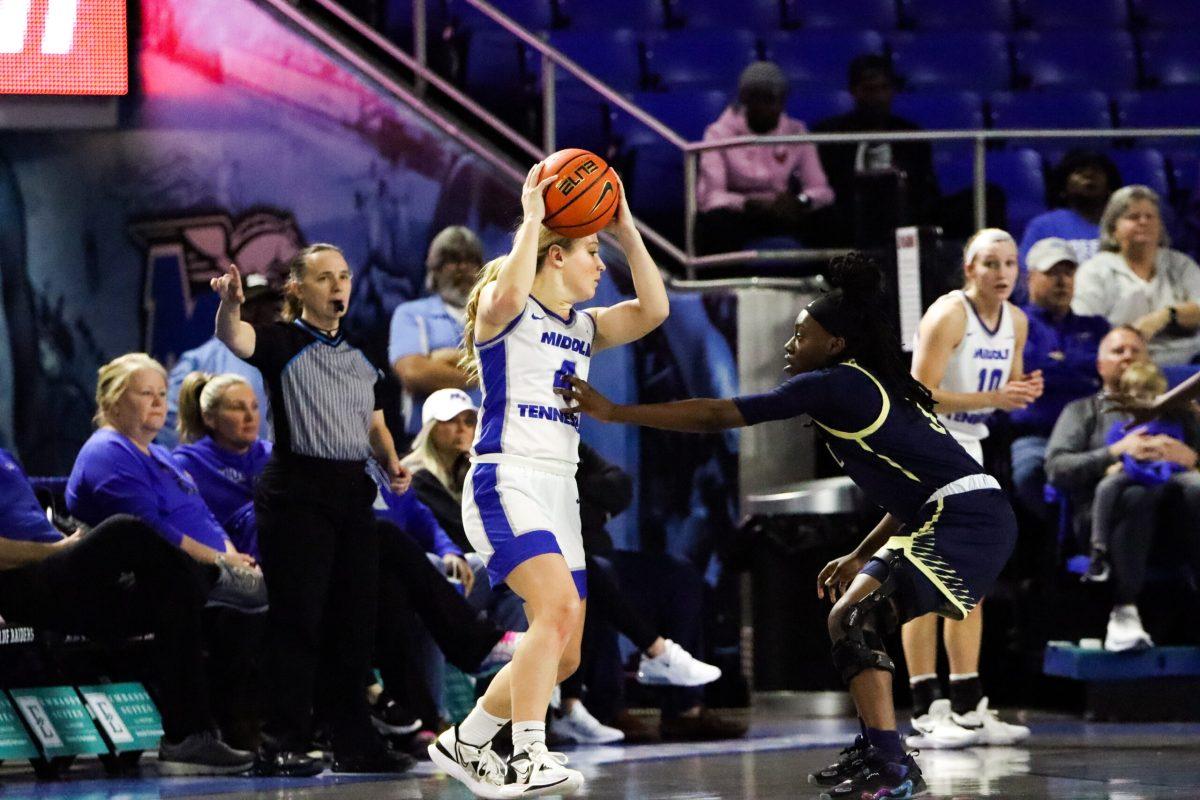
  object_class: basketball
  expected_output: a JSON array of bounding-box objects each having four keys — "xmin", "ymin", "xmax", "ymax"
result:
[{"xmin": 538, "ymin": 148, "xmax": 620, "ymax": 237}]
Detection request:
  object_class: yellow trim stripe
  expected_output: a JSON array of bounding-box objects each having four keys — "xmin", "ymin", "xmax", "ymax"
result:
[
  {"xmin": 885, "ymin": 499, "xmax": 972, "ymax": 620},
  {"xmin": 812, "ymin": 360, "xmax": 889, "ymax": 440}
]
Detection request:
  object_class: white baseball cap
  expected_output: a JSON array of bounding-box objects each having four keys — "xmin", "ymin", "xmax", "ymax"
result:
[
  {"xmin": 1026, "ymin": 238, "xmax": 1078, "ymax": 273},
  {"xmin": 422, "ymin": 388, "xmax": 478, "ymax": 427}
]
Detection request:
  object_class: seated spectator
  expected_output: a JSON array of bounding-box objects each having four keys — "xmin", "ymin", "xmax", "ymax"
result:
[
  {"xmin": 389, "ymin": 226, "xmax": 484, "ymax": 439},
  {"xmin": 66, "ymin": 354, "xmax": 266, "ymax": 748},
  {"xmin": 695, "ymin": 61, "xmax": 834, "ymax": 255},
  {"xmin": 1074, "ymin": 185, "xmax": 1200, "ymax": 365},
  {"xmin": 0, "ymin": 448, "xmax": 254, "ymax": 775},
  {"xmin": 163, "ymin": 274, "xmax": 280, "ymax": 448},
  {"xmin": 407, "ymin": 391, "xmax": 735, "ymax": 743},
  {"xmin": 1010, "ymin": 238, "xmax": 1109, "ymax": 522},
  {"xmin": 812, "ymin": 55, "xmax": 940, "ymax": 246},
  {"xmin": 1015, "ymin": 150, "xmax": 1121, "ymax": 304},
  {"xmin": 170, "ymin": 372, "xmax": 518, "ymax": 745},
  {"xmin": 1045, "ymin": 327, "xmax": 1200, "ymax": 651}
]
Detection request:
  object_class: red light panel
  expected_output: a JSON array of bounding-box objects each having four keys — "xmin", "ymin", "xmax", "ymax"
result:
[{"xmin": 0, "ymin": 0, "xmax": 128, "ymax": 95}]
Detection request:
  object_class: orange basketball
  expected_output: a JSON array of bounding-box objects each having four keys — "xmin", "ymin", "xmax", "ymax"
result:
[{"xmin": 538, "ymin": 148, "xmax": 620, "ymax": 237}]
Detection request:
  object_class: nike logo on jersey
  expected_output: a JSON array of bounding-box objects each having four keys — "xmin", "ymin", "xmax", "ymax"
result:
[{"xmin": 531, "ymin": 312, "xmax": 546, "ymax": 320}]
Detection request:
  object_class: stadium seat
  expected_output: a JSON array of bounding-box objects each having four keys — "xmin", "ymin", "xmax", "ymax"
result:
[
  {"xmin": 1140, "ymin": 32, "xmax": 1200, "ymax": 88},
  {"xmin": 1013, "ymin": 31, "xmax": 1138, "ymax": 91},
  {"xmin": 548, "ymin": 29, "xmax": 642, "ymax": 92},
  {"xmin": 1106, "ymin": 148, "xmax": 1171, "ymax": 198},
  {"xmin": 794, "ymin": 0, "xmax": 898, "ymax": 30},
  {"xmin": 643, "ymin": 30, "xmax": 759, "ymax": 91},
  {"xmin": 559, "ymin": 0, "xmax": 667, "ymax": 30},
  {"xmin": 892, "ymin": 90, "xmax": 985, "ymax": 129},
  {"xmin": 445, "ymin": 0, "xmax": 557, "ymax": 32},
  {"xmin": 1167, "ymin": 150, "xmax": 1199, "ymax": 199},
  {"xmin": 990, "ymin": 90, "xmax": 1112, "ymax": 130},
  {"xmin": 617, "ymin": 89, "xmax": 732, "ymax": 143},
  {"xmin": 668, "ymin": 0, "xmax": 786, "ymax": 31},
  {"xmin": 1130, "ymin": 0, "xmax": 1200, "ymax": 29},
  {"xmin": 786, "ymin": 90, "xmax": 855, "ymax": 126},
  {"xmin": 463, "ymin": 31, "xmax": 531, "ymax": 105},
  {"xmin": 937, "ymin": 148, "xmax": 1047, "ymax": 236},
  {"xmin": 1017, "ymin": 0, "xmax": 1129, "ymax": 28},
  {"xmin": 1115, "ymin": 89, "xmax": 1200, "ymax": 128},
  {"xmin": 763, "ymin": 30, "xmax": 886, "ymax": 89},
  {"xmin": 889, "ymin": 31, "xmax": 1012, "ymax": 92},
  {"xmin": 901, "ymin": 0, "xmax": 1014, "ymax": 30},
  {"xmin": 624, "ymin": 140, "xmax": 686, "ymax": 240}
]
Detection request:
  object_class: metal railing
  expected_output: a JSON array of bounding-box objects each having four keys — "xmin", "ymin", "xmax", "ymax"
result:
[{"xmin": 284, "ymin": 0, "xmax": 1200, "ymax": 284}]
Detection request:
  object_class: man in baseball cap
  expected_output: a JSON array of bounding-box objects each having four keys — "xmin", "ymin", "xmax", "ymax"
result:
[{"xmin": 1011, "ymin": 237, "xmax": 1111, "ymax": 526}]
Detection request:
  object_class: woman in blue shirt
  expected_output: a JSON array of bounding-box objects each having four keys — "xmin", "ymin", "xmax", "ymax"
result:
[{"xmin": 65, "ymin": 353, "xmax": 267, "ymax": 753}]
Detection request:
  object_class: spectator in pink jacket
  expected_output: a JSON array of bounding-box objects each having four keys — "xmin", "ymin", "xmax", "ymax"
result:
[{"xmin": 696, "ymin": 61, "xmax": 835, "ymax": 257}]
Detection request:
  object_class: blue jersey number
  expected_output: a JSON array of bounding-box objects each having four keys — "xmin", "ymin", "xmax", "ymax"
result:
[
  {"xmin": 553, "ymin": 359, "xmax": 577, "ymax": 391},
  {"xmin": 976, "ymin": 368, "xmax": 1003, "ymax": 393}
]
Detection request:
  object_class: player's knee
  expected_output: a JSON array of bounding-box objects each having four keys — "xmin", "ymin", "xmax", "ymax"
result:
[
  {"xmin": 827, "ymin": 601, "xmax": 851, "ymax": 642},
  {"xmin": 539, "ymin": 592, "xmax": 582, "ymax": 642},
  {"xmin": 556, "ymin": 647, "xmax": 582, "ymax": 681}
]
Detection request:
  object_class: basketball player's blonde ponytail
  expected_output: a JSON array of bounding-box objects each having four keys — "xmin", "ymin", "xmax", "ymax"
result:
[{"xmin": 459, "ymin": 226, "xmax": 574, "ymax": 382}]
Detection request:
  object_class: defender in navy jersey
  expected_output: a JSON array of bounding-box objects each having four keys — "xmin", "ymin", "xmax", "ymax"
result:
[
  {"xmin": 428, "ymin": 165, "xmax": 668, "ymax": 799},
  {"xmin": 561, "ymin": 253, "xmax": 1018, "ymax": 800}
]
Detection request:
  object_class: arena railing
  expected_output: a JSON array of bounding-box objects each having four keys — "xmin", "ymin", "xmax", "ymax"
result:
[{"xmin": 280, "ymin": 0, "xmax": 1200, "ymax": 283}]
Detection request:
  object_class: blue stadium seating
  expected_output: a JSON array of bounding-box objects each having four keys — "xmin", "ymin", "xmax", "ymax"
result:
[
  {"xmin": 990, "ymin": 90, "xmax": 1112, "ymax": 130},
  {"xmin": 624, "ymin": 140, "xmax": 686, "ymax": 239},
  {"xmin": 794, "ymin": 0, "xmax": 898, "ymax": 30},
  {"xmin": 892, "ymin": 90, "xmax": 985, "ymax": 129},
  {"xmin": 1140, "ymin": 32, "xmax": 1200, "ymax": 87},
  {"xmin": 643, "ymin": 30, "xmax": 759, "ymax": 91},
  {"xmin": 1017, "ymin": 0, "xmax": 1129, "ymax": 29},
  {"xmin": 786, "ymin": 90, "xmax": 854, "ymax": 126},
  {"xmin": 1131, "ymin": 0, "xmax": 1200, "ymax": 28},
  {"xmin": 618, "ymin": 89, "xmax": 731, "ymax": 143},
  {"xmin": 548, "ymin": 29, "xmax": 642, "ymax": 91},
  {"xmin": 463, "ymin": 31, "xmax": 531, "ymax": 103},
  {"xmin": 1107, "ymin": 148, "xmax": 1171, "ymax": 198},
  {"xmin": 445, "ymin": 0, "xmax": 556, "ymax": 32},
  {"xmin": 1115, "ymin": 89, "xmax": 1200, "ymax": 128},
  {"xmin": 901, "ymin": 0, "xmax": 1014, "ymax": 30},
  {"xmin": 1013, "ymin": 31, "xmax": 1138, "ymax": 91},
  {"xmin": 559, "ymin": 0, "xmax": 667, "ymax": 30},
  {"xmin": 889, "ymin": 31, "xmax": 1012, "ymax": 92},
  {"xmin": 937, "ymin": 148, "xmax": 1047, "ymax": 236},
  {"xmin": 1168, "ymin": 150, "xmax": 1199, "ymax": 198},
  {"xmin": 669, "ymin": 0, "xmax": 785, "ymax": 31},
  {"xmin": 763, "ymin": 30, "xmax": 885, "ymax": 89}
]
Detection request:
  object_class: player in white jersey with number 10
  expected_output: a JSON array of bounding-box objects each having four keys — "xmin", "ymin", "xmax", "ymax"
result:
[
  {"xmin": 903, "ymin": 228, "xmax": 1043, "ymax": 751},
  {"xmin": 428, "ymin": 163, "xmax": 668, "ymax": 798}
]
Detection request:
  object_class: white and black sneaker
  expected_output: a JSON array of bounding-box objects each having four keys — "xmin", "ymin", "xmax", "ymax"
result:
[
  {"xmin": 370, "ymin": 694, "xmax": 422, "ymax": 737},
  {"xmin": 428, "ymin": 725, "xmax": 510, "ymax": 799},
  {"xmin": 502, "ymin": 741, "xmax": 584, "ymax": 797}
]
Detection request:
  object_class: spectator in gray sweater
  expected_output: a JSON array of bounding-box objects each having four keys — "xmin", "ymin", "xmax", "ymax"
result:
[{"xmin": 1045, "ymin": 326, "xmax": 1200, "ymax": 652}]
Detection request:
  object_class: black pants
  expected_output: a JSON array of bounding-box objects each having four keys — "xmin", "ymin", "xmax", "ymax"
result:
[
  {"xmin": 255, "ymin": 456, "xmax": 381, "ymax": 756},
  {"xmin": 0, "ymin": 515, "xmax": 214, "ymax": 742},
  {"xmin": 376, "ymin": 522, "xmax": 503, "ymax": 725},
  {"xmin": 1106, "ymin": 471, "xmax": 1200, "ymax": 605}
]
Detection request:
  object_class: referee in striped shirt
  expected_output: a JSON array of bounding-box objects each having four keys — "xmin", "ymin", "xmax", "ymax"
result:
[{"xmin": 213, "ymin": 247, "xmax": 412, "ymax": 776}]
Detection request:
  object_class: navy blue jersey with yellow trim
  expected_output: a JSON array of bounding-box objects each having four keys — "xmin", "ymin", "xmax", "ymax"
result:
[{"xmin": 733, "ymin": 360, "xmax": 983, "ymax": 524}]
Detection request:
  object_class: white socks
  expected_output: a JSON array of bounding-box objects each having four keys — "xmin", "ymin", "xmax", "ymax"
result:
[
  {"xmin": 458, "ymin": 701, "xmax": 508, "ymax": 746},
  {"xmin": 512, "ymin": 721, "xmax": 546, "ymax": 753}
]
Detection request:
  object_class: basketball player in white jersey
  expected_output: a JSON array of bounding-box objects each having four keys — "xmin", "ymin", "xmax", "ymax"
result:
[
  {"xmin": 428, "ymin": 163, "xmax": 668, "ymax": 798},
  {"xmin": 903, "ymin": 228, "xmax": 1043, "ymax": 750}
]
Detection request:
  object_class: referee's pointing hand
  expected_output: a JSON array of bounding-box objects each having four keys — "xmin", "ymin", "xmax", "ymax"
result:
[{"xmin": 211, "ymin": 263, "xmax": 245, "ymax": 305}]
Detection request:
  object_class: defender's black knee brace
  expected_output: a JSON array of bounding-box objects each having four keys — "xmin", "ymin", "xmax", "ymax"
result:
[{"xmin": 830, "ymin": 569, "xmax": 899, "ymax": 685}]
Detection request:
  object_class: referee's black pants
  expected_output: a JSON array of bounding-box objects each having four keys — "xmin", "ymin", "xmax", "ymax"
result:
[
  {"xmin": 256, "ymin": 455, "xmax": 381, "ymax": 757},
  {"xmin": 0, "ymin": 515, "xmax": 215, "ymax": 742}
]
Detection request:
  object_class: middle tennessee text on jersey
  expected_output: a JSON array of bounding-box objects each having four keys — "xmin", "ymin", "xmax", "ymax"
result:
[
  {"xmin": 471, "ymin": 298, "xmax": 596, "ymax": 466},
  {"xmin": 938, "ymin": 291, "xmax": 1016, "ymax": 445}
]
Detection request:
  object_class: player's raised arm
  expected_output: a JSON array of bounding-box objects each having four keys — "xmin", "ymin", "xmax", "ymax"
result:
[
  {"xmin": 476, "ymin": 163, "xmax": 558, "ymax": 334},
  {"xmin": 590, "ymin": 181, "xmax": 670, "ymax": 353},
  {"xmin": 212, "ymin": 264, "xmax": 256, "ymax": 358},
  {"xmin": 559, "ymin": 375, "xmax": 745, "ymax": 432}
]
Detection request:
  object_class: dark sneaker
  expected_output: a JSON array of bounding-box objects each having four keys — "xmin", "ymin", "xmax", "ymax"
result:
[
  {"xmin": 820, "ymin": 749, "xmax": 925, "ymax": 799},
  {"xmin": 251, "ymin": 748, "xmax": 324, "ymax": 778},
  {"xmin": 332, "ymin": 747, "xmax": 416, "ymax": 774},
  {"xmin": 370, "ymin": 695, "xmax": 422, "ymax": 737},
  {"xmin": 208, "ymin": 559, "xmax": 268, "ymax": 613},
  {"xmin": 158, "ymin": 730, "xmax": 254, "ymax": 776},
  {"xmin": 809, "ymin": 735, "xmax": 868, "ymax": 786},
  {"xmin": 1082, "ymin": 549, "xmax": 1110, "ymax": 583}
]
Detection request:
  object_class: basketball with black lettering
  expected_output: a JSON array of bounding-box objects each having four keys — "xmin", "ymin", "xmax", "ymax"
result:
[{"xmin": 539, "ymin": 148, "xmax": 620, "ymax": 237}]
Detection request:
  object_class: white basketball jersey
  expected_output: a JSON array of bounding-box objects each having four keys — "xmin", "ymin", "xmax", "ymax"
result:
[
  {"xmin": 471, "ymin": 298, "xmax": 595, "ymax": 467},
  {"xmin": 937, "ymin": 291, "xmax": 1017, "ymax": 444}
]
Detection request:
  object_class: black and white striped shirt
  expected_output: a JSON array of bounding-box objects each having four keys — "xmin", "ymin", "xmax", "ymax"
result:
[{"xmin": 246, "ymin": 320, "xmax": 383, "ymax": 461}]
